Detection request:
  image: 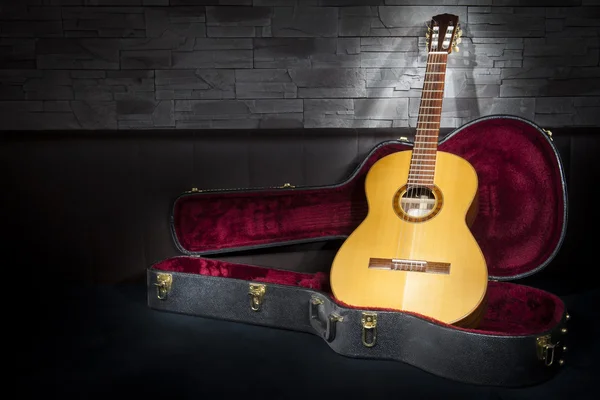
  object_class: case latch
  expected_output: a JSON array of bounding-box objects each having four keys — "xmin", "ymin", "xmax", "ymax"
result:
[
  {"xmin": 536, "ymin": 334, "xmax": 560, "ymax": 366},
  {"xmin": 542, "ymin": 128, "xmax": 553, "ymax": 141},
  {"xmin": 361, "ymin": 312, "xmax": 378, "ymax": 348},
  {"xmin": 154, "ymin": 273, "xmax": 172, "ymax": 300},
  {"xmin": 249, "ymin": 283, "xmax": 266, "ymax": 311}
]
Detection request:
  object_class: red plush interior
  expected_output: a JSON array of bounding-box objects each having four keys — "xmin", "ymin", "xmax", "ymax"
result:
[
  {"xmin": 153, "ymin": 256, "xmax": 564, "ymax": 336},
  {"xmin": 173, "ymin": 117, "xmax": 565, "ymax": 279}
]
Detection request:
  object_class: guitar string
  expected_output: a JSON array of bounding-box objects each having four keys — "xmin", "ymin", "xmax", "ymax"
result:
[
  {"xmin": 413, "ymin": 51, "xmax": 438, "ymax": 270},
  {"xmin": 410, "ymin": 52, "xmax": 432, "ymax": 269},
  {"xmin": 395, "ymin": 49, "xmax": 437, "ymax": 270},
  {"xmin": 410, "ymin": 50, "xmax": 445, "ymax": 272},
  {"xmin": 418, "ymin": 51, "xmax": 442, "ymax": 271},
  {"xmin": 418, "ymin": 51, "xmax": 444, "ymax": 271}
]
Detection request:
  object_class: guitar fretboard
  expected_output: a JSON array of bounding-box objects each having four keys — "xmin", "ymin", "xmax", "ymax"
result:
[{"xmin": 408, "ymin": 52, "xmax": 448, "ymax": 188}]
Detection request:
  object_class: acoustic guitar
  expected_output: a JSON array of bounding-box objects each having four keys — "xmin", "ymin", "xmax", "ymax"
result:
[{"xmin": 329, "ymin": 14, "xmax": 488, "ymax": 328}]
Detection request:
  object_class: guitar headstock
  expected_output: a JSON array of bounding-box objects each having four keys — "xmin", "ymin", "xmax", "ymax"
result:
[{"xmin": 425, "ymin": 13, "xmax": 462, "ymax": 54}]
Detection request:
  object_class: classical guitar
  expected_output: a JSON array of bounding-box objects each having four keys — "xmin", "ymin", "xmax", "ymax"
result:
[{"xmin": 329, "ymin": 14, "xmax": 488, "ymax": 328}]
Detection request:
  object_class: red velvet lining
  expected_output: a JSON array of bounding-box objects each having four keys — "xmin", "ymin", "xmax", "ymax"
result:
[
  {"xmin": 153, "ymin": 257, "xmax": 564, "ymax": 336},
  {"xmin": 173, "ymin": 117, "xmax": 565, "ymax": 279}
]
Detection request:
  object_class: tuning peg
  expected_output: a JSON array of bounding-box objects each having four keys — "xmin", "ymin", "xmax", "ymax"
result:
[
  {"xmin": 453, "ymin": 46, "xmax": 459, "ymax": 53},
  {"xmin": 456, "ymin": 37, "xmax": 462, "ymax": 44}
]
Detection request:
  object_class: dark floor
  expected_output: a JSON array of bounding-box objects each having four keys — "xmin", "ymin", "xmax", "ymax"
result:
[{"xmin": 16, "ymin": 280, "xmax": 598, "ymax": 399}]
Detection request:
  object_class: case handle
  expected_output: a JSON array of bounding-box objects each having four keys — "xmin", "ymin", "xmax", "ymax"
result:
[{"xmin": 309, "ymin": 296, "xmax": 342, "ymax": 342}]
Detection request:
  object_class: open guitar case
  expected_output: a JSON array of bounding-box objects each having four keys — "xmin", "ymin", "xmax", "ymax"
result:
[{"xmin": 147, "ymin": 115, "xmax": 569, "ymax": 387}]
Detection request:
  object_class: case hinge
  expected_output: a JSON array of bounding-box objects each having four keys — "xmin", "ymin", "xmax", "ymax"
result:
[
  {"xmin": 361, "ymin": 312, "xmax": 378, "ymax": 348},
  {"xmin": 154, "ymin": 273, "xmax": 172, "ymax": 300},
  {"xmin": 249, "ymin": 283, "xmax": 266, "ymax": 311},
  {"xmin": 536, "ymin": 334, "xmax": 560, "ymax": 366},
  {"xmin": 542, "ymin": 128, "xmax": 553, "ymax": 141}
]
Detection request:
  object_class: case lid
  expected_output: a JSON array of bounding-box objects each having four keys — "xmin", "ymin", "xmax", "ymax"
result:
[{"xmin": 170, "ymin": 116, "xmax": 567, "ymax": 281}]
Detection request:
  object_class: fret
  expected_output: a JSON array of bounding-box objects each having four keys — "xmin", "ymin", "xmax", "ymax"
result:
[
  {"xmin": 425, "ymin": 72, "xmax": 444, "ymax": 74},
  {"xmin": 414, "ymin": 135, "xmax": 439, "ymax": 137},
  {"xmin": 424, "ymin": 81, "xmax": 445, "ymax": 84},
  {"xmin": 419, "ymin": 106, "xmax": 442, "ymax": 108},
  {"xmin": 422, "ymin": 90, "xmax": 445, "ymax": 92},
  {"xmin": 408, "ymin": 169, "xmax": 435, "ymax": 173},
  {"xmin": 408, "ymin": 180, "xmax": 434, "ymax": 185}
]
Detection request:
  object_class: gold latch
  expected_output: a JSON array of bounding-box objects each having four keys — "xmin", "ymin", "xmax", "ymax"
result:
[
  {"xmin": 154, "ymin": 273, "xmax": 172, "ymax": 300},
  {"xmin": 536, "ymin": 334, "xmax": 560, "ymax": 366},
  {"xmin": 361, "ymin": 312, "xmax": 378, "ymax": 348},
  {"xmin": 279, "ymin": 183, "xmax": 295, "ymax": 189},
  {"xmin": 249, "ymin": 283, "xmax": 266, "ymax": 311},
  {"xmin": 542, "ymin": 128, "xmax": 553, "ymax": 141},
  {"xmin": 398, "ymin": 136, "xmax": 409, "ymax": 142}
]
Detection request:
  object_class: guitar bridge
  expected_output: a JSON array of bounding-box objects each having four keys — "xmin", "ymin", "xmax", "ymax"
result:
[{"xmin": 368, "ymin": 258, "xmax": 451, "ymax": 274}]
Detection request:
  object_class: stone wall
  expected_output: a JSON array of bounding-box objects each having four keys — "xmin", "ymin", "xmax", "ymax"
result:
[{"xmin": 1, "ymin": 0, "xmax": 599, "ymax": 130}]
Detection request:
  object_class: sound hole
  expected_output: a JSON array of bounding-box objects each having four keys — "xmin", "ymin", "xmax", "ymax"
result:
[{"xmin": 393, "ymin": 185, "xmax": 443, "ymax": 223}]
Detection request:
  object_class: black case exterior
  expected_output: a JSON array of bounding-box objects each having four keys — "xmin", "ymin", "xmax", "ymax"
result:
[
  {"xmin": 147, "ymin": 268, "xmax": 569, "ymax": 387},
  {"xmin": 147, "ymin": 115, "xmax": 570, "ymax": 387}
]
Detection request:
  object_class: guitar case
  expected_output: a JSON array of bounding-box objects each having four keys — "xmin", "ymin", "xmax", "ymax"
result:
[{"xmin": 147, "ymin": 115, "xmax": 569, "ymax": 387}]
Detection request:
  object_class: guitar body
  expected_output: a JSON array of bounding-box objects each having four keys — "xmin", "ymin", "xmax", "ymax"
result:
[{"xmin": 330, "ymin": 150, "xmax": 488, "ymax": 328}]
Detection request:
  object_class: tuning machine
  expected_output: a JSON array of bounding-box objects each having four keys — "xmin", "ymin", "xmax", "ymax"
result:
[{"xmin": 452, "ymin": 25, "xmax": 463, "ymax": 52}]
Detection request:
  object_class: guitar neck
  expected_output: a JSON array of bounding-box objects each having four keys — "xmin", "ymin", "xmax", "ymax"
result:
[{"xmin": 408, "ymin": 52, "xmax": 449, "ymax": 187}]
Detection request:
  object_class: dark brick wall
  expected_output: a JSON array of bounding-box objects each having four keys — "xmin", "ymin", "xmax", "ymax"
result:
[{"xmin": 1, "ymin": 0, "xmax": 599, "ymax": 130}]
